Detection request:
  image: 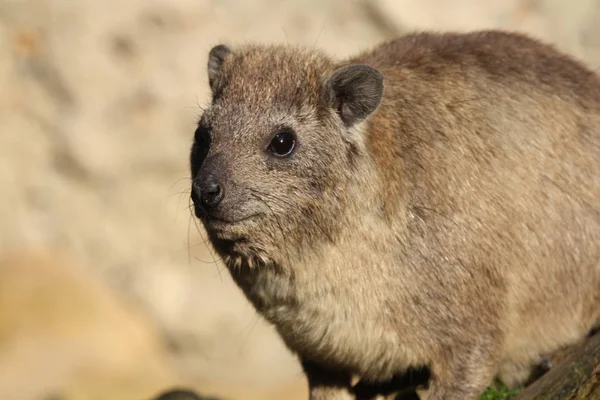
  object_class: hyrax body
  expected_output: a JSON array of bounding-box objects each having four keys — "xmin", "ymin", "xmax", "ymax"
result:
[{"xmin": 189, "ymin": 30, "xmax": 600, "ymax": 400}]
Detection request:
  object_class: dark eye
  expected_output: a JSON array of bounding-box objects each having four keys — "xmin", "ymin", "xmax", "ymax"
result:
[
  {"xmin": 191, "ymin": 123, "xmax": 211, "ymax": 175},
  {"xmin": 267, "ymin": 130, "xmax": 296, "ymax": 157}
]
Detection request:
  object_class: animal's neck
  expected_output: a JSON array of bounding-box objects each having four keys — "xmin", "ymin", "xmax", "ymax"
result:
[
  {"xmin": 226, "ymin": 259, "xmax": 296, "ymax": 315},
  {"xmin": 365, "ymin": 103, "xmax": 409, "ymax": 223},
  {"xmin": 226, "ymin": 203, "xmax": 399, "ymax": 316}
]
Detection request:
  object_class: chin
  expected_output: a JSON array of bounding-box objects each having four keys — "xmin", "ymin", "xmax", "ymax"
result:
[
  {"xmin": 201, "ymin": 217, "xmax": 258, "ymax": 254},
  {"xmin": 203, "ymin": 215, "xmax": 257, "ymax": 239},
  {"xmin": 214, "ymin": 238, "xmax": 274, "ymax": 271},
  {"xmin": 191, "ymin": 201, "xmax": 276, "ymax": 267},
  {"xmin": 206, "ymin": 225, "xmax": 279, "ymax": 272}
]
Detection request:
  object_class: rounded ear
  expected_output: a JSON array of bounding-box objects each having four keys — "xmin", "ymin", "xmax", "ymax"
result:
[
  {"xmin": 324, "ymin": 64, "xmax": 384, "ymax": 127},
  {"xmin": 207, "ymin": 44, "xmax": 232, "ymax": 94}
]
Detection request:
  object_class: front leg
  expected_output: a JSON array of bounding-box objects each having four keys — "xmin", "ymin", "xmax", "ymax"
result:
[
  {"xmin": 417, "ymin": 341, "xmax": 500, "ymax": 400},
  {"xmin": 302, "ymin": 359, "xmax": 355, "ymax": 400}
]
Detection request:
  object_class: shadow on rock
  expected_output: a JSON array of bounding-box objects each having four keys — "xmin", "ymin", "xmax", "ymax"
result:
[{"xmin": 152, "ymin": 388, "xmax": 222, "ymax": 400}]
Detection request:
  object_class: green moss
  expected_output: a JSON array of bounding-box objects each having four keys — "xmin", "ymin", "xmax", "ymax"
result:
[{"xmin": 479, "ymin": 381, "xmax": 523, "ymax": 400}]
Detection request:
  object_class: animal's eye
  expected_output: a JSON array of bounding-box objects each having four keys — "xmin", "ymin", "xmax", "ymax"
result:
[{"xmin": 267, "ymin": 129, "xmax": 296, "ymax": 157}]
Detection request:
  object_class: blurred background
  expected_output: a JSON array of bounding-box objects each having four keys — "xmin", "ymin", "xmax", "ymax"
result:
[{"xmin": 0, "ymin": 0, "xmax": 598, "ymax": 399}]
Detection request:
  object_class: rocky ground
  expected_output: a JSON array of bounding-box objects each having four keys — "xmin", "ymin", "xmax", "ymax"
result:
[{"xmin": 0, "ymin": 1, "xmax": 598, "ymax": 399}]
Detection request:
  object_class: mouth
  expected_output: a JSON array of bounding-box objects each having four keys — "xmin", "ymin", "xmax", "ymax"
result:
[
  {"xmin": 192, "ymin": 210, "xmax": 269, "ymax": 261},
  {"xmin": 205, "ymin": 213, "xmax": 262, "ymax": 225},
  {"xmin": 193, "ymin": 205, "xmax": 263, "ymax": 230},
  {"xmin": 191, "ymin": 199, "xmax": 264, "ymax": 244}
]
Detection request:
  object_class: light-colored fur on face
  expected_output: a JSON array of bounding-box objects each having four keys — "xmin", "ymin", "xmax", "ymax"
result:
[{"xmin": 190, "ymin": 31, "xmax": 600, "ymax": 400}]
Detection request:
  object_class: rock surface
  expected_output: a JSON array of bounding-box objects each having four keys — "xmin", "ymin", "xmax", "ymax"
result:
[
  {"xmin": 0, "ymin": 249, "xmax": 180, "ymax": 400},
  {"xmin": 0, "ymin": 1, "xmax": 598, "ymax": 399}
]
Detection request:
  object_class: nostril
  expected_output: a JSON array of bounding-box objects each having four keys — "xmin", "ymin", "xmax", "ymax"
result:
[
  {"xmin": 191, "ymin": 181, "xmax": 202, "ymax": 202},
  {"xmin": 201, "ymin": 182, "xmax": 223, "ymax": 207}
]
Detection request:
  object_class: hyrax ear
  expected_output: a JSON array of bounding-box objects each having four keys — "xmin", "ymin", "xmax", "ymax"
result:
[
  {"xmin": 207, "ymin": 44, "xmax": 232, "ymax": 94},
  {"xmin": 324, "ymin": 64, "xmax": 384, "ymax": 127}
]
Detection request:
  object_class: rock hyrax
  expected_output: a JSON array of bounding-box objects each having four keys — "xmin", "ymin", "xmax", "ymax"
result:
[{"xmin": 189, "ymin": 30, "xmax": 600, "ymax": 400}]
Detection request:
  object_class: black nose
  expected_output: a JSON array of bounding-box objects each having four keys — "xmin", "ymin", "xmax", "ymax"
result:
[
  {"xmin": 192, "ymin": 177, "xmax": 223, "ymax": 208},
  {"xmin": 201, "ymin": 181, "xmax": 223, "ymax": 207}
]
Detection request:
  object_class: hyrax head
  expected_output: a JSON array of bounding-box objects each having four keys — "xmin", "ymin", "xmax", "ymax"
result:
[{"xmin": 190, "ymin": 44, "xmax": 384, "ymax": 266}]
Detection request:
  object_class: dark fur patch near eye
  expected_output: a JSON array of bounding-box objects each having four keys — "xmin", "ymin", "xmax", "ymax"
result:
[{"xmin": 190, "ymin": 121, "xmax": 211, "ymax": 177}]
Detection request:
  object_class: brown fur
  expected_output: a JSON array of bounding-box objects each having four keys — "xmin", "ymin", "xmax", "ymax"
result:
[{"xmin": 189, "ymin": 30, "xmax": 600, "ymax": 400}]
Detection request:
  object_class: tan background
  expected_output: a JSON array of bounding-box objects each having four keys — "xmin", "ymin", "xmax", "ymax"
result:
[{"xmin": 0, "ymin": 1, "xmax": 599, "ymax": 399}]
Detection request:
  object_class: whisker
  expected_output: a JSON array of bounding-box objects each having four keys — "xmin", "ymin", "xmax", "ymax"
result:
[
  {"xmin": 194, "ymin": 256, "xmax": 224, "ymax": 280},
  {"xmin": 170, "ymin": 176, "xmax": 192, "ymax": 189},
  {"xmin": 187, "ymin": 213, "xmax": 192, "ymax": 267},
  {"xmin": 187, "ymin": 196, "xmax": 222, "ymax": 271},
  {"xmin": 282, "ymin": 26, "xmax": 289, "ymax": 45},
  {"xmin": 175, "ymin": 190, "xmax": 191, "ymax": 224},
  {"xmin": 166, "ymin": 190, "xmax": 190, "ymax": 199},
  {"xmin": 194, "ymin": 94, "xmax": 206, "ymax": 113},
  {"xmin": 313, "ymin": 0, "xmax": 333, "ymax": 48},
  {"xmin": 238, "ymin": 312, "xmax": 261, "ymax": 356}
]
